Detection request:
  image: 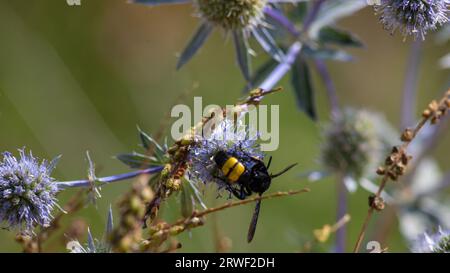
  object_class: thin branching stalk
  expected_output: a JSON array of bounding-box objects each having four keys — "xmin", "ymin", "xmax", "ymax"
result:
[
  {"xmin": 143, "ymin": 188, "xmax": 310, "ymax": 250},
  {"xmin": 191, "ymin": 188, "xmax": 310, "ymax": 219},
  {"xmin": 335, "ymin": 174, "xmax": 347, "ymax": 253},
  {"xmin": 353, "ymin": 89, "xmax": 450, "ymax": 253},
  {"xmin": 372, "ymin": 115, "xmax": 449, "ymax": 244}
]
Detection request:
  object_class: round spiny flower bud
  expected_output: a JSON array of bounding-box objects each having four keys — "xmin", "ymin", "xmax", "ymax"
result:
[
  {"xmin": 376, "ymin": 0, "xmax": 449, "ymax": 39},
  {"xmin": 0, "ymin": 150, "xmax": 59, "ymax": 231},
  {"xmin": 194, "ymin": 0, "xmax": 268, "ymax": 31},
  {"xmin": 320, "ymin": 108, "xmax": 397, "ymax": 179},
  {"xmin": 412, "ymin": 227, "xmax": 450, "ymax": 253}
]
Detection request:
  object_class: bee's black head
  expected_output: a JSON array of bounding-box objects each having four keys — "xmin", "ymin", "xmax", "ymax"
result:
[
  {"xmin": 250, "ymin": 161, "xmax": 298, "ymax": 194},
  {"xmin": 249, "ymin": 164, "xmax": 272, "ymax": 194}
]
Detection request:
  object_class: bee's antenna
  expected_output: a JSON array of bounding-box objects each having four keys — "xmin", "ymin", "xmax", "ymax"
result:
[
  {"xmin": 267, "ymin": 156, "xmax": 273, "ymax": 170},
  {"xmin": 270, "ymin": 163, "xmax": 298, "ymax": 179}
]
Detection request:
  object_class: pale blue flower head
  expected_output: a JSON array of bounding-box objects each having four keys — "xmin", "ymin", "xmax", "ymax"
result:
[
  {"xmin": 188, "ymin": 118, "xmax": 263, "ymax": 193},
  {"xmin": 194, "ymin": 0, "xmax": 268, "ymax": 31},
  {"xmin": 320, "ymin": 108, "xmax": 396, "ymax": 179},
  {"xmin": 412, "ymin": 227, "xmax": 450, "ymax": 253},
  {"xmin": 377, "ymin": 0, "xmax": 449, "ymax": 39},
  {"xmin": 0, "ymin": 150, "xmax": 59, "ymax": 231}
]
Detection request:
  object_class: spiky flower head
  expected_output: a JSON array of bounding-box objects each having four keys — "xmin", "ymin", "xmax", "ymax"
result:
[
  {"xmin": 0, "ymin": 150, "xmax": 59, "ymax": 231},
  {"xmin": 188, "ymin": 118, "xmax": 263, "ymax": 193},
  {"xmin": 194, "ymin": 0, "xmax": 268, "ymax": 31},
  {"xmin": 376, "ymin": 0, "xmax": 449, "ymax": 39},
  {"xmin": 320, "ymin": 108, "xmax": 396, "ymax": 179},
  {"xmin": 412, "ymin": 227, "xmax": 450, "ymax": 253},
  {"xmin": 67, "ymin": 206, "xmax": 113, "ymax": 253}
]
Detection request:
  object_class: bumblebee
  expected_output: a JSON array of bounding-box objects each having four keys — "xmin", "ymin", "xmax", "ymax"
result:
[{"xmin": 213, "ymin": 150, "xmax": 297, "ymax": 242}]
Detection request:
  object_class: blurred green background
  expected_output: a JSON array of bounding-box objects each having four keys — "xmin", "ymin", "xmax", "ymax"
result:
[{"xmin": 0, "ymin": 0, "xmax": 448, "ymax": 252}]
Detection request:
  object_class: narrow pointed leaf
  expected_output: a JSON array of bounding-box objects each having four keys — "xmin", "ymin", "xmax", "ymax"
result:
[
  {"xmin": 252, "ymin": 27, "xmax": 284, "ymax": 62},
  {"xmin": 116, "ymin": 152, "xmax": 160, "ymax": 169},
  {"xmin": 186, "ymin": 179, "xmax": 207, "ymax": 209},
  {"xmin": 106, "ymin": 205, "xmax": 114, "ymax": 236},
  {"xmin": 304, "ymin": 45, "xmax": 354, "ymax": 62},
  {"xmin": 137, "ymin": 126, "xmax": 166, "ymax": 161},
  {"xmin": 48, "ymin": 154, "xmax": 62, "ymax": 173},
  {"xmin": 137, "ymin": 126, "xmax": 164, "ymax": 152},
  {"xmin": 87, "ymin": 228, "xmax": 96, "ymax": 253},
  {"xmin": 180, "ymin": 183, "xmax": 194, "ymax": 218},
  {"xmin": 86, "ymin": 151, "xmax": 96, "ymax": 180},
  {"xmin": 242, "ymin": 58, "xmax": 278, "ymax": 92},
  {"xmin": 177, "ymin": 22, "xmax": 214, "ymax": 70},
  {"xmin": 232, "ymin": 30, "xmax": 252, "ymax": 83},
  {"xmin": 318, "ymin": 27, "xmax": 364, "ymax": 47},
  {"xmin": 308, "ymin": 0, "xmax": 367, "ymax": 38},
  {"xmin": 291, "ymin": 57, "xmax": 317, "ymax": 120}
]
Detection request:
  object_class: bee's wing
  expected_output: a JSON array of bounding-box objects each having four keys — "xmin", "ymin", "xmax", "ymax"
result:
[{"xmin": 247, "ymin": 198, "xmax": 262, "ymax": 243}]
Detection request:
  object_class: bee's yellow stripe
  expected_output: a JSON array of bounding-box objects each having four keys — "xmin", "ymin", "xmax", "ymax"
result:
[
  {"xmin": 221, "ymin": 157, "xmax": 245, "ymax": 183},
  {"xmin": 221, "ymin": 157, "xmax": 238, "ymax": 176},
  {"xmin": 227, "ymin": 163, "xmax": 245, "ymax": 182}
]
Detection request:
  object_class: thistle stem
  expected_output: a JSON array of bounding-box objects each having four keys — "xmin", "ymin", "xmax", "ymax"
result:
[
  {"xmin": 335, "ymin": 174, "xmax": 347, "ymax": 253},
  {"xmin": 315, "ymin": 59, "xmax": 340, "ymax": 117},
  {"xmin": 55, "ymin": 166, "xmax": 164, "ymax": 189},
  {"xmin": 401, "ymin": 40, "xmax": 422, "ymax": 129},
  {"xmin": 259, "ymin": 42, "xmax": 302, "ymax": 90}
]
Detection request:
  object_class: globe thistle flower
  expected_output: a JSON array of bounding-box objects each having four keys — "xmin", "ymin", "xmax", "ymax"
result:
[
  {"xmin": 376, "ymin": 0, "xmax": 449, "ymax": 39},
  {"xmin": 0, "ymin": 150, "xmax": 59, "ymax": 231},
  {"xmin": 319, "ymin": 108, "xmax": 396, "ymax": 179},
  {"xmin": 194, "ymin": 0, "xmax": 268, "ymax": 31},
  {"xmin": 412, "ymin": 227, "xmax": 450, "ymax": 253},
  {"xmin": 132, "ymin": 0, "xmax": 305, "ymax": 83},
  {"xmin": 187, "ymin": 118, "xmax": 263, "ymax": 194}
]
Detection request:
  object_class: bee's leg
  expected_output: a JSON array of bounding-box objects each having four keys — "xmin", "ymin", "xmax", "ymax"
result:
[
  {"xmin": 244, "ymin": 186, "xmax": 252, "ymax": 196},
  {"xmin": 213, "ymin": 175, "xmax": 244, "ymax": 199},
  {"xmin": 230, "ymin": 184, "xmax": 247, "ymax": 200}
]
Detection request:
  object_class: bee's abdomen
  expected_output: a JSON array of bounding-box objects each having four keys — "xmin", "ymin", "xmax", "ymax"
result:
[{"xmin": 214, "ymin": 151, "xmax": 246, "ymax": 183}]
